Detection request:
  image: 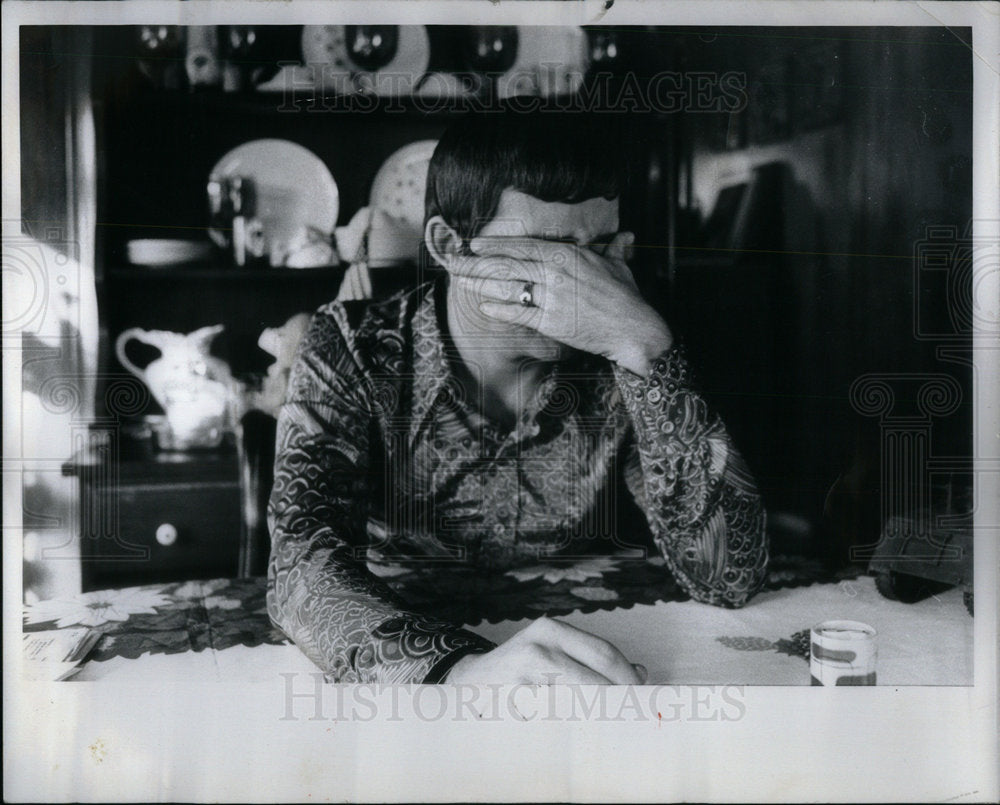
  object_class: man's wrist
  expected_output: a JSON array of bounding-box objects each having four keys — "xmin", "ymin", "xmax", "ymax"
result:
[
  {"xmin": 426, "ymin": 645, "xmax": 490, "ymax": 684},
  {"xmin": 440, "ymin": 653, "xmax": 478, "ymax": 683},
  {"xmin": 613, "ymin": 316, "xmax": 673, "ymax": 377}
]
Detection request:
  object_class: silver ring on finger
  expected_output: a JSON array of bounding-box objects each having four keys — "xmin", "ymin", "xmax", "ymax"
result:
[{"xmin": 518, "ymin": 281, "xmax": 534, "ymax": 307}]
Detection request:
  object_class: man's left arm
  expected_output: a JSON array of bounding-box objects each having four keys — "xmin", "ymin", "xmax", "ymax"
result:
[
  {"xmin": 463, "ymin": 232, "xmax": 768, "ymax": 603},
  {"xmin": 612, "ymin": 345, "xmax": 769, "ymax": 607}
]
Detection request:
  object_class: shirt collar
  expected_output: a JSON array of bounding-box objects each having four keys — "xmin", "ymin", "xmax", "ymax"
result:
[{"xmin": 409, "ymin": 278, "xmax": 453, "ymax": 440}]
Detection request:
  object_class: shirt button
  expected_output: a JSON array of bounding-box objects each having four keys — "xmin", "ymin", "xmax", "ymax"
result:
[{"xmin": 492, "ymin": 523, "xmax": 505, "ymax": 536}]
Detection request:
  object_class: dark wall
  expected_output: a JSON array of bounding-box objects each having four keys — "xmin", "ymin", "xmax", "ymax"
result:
[{"xmin": 670, "ymin": 28, "xmax": 973, "ymax": 560}]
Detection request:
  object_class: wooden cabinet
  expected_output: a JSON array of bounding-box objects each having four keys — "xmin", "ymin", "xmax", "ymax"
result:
[{"xmin": 66, "ymin": 436, "xmax": 241, "ymax": 591}]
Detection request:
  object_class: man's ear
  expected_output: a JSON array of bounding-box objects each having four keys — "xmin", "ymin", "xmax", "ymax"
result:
[{"xmin": 424, "ymin": 215, "xmax": 464, "ymax": 271}]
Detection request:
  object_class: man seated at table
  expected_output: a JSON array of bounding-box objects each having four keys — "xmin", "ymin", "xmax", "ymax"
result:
[{"xmin": 267, "ymin": 111, "xmax": 769, "ymax": 685}]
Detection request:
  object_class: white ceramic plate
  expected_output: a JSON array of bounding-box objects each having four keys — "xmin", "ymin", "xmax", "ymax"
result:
[
  {"xmin": 300, "ymin": 25, "xmax": 431, "ymax": 96},
  {"xmin": 207, "ymin": 139, "xmax": 339, "ymax": 259},
  {"xmin": 369, "ymin": 139, "xmax": 438, "ymax": 229}
]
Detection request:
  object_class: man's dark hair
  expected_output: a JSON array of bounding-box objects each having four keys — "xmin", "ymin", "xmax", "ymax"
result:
[{"xmin": 425, "ymin": 110, "xmax": 629, "ymax": 247}]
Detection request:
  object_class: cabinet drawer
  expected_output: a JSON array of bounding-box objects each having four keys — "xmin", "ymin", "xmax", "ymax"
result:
[{"xmin": 81, "ymin": 481, "xmax": 241, "ymax": 591}]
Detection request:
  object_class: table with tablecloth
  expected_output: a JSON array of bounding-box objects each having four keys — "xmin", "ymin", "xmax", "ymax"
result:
[{"xmin": 22, "ymin": 553, "xmax": 973, "ymax": 685}]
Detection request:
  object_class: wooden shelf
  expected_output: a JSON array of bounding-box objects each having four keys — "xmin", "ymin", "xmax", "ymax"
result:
[
  {"xmin": 119, "ymin": 85, "xmax": 603, "ymax": 118},
  {"xmin": 106, "ymin": 264, "xmax": 346, "ymax": 281}
]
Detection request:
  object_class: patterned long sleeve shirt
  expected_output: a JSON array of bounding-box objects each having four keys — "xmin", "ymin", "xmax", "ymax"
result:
[{"xmin": 267, "ymin": 278, "xmax": 768, "ymax": 683}]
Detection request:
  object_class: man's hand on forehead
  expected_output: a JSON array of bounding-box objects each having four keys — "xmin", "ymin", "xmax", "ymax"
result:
[
  {"xmin": 450, "ymin": 231, "xmax": 672, "ymax": 375},
  {"xmin": 452, "ymin": 231, "xmax": 636, "ymax": 283},
  {"xmin": 472, "ymin": 230, "xmax": 635, "ymax": 262},
  {"xmin": 451, "ymin": 232, "xmax": 636, "ymax": 339}
]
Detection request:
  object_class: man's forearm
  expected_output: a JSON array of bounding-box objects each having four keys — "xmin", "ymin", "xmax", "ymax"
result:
[
  {"xmin": 267, "ymin": 426, "xmax": 495, "ymax": 684},
  {"xmin": 614, "ymin": 344, "xmax": 769, "ymax": 606}
]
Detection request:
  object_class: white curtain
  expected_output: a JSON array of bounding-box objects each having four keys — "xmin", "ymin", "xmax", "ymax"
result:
[{"xmin": 14, "ymin": 29, "xmax": 99, "ymax": 600}]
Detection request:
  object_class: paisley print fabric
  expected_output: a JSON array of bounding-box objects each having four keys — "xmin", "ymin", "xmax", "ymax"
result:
[{"xmin": 267, "ymin": 278, "xmax": 768, "ymax": 683}]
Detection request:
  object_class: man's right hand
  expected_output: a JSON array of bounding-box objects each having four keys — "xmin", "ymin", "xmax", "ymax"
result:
[{"xmin": 445, "ymin": 617, "xmax": 647, "ymax": 684}]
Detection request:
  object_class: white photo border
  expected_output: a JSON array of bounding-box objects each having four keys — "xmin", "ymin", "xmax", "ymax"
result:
[{"xmin": 3, "ymin": 1, "xmax": 997, "ymax": 802}]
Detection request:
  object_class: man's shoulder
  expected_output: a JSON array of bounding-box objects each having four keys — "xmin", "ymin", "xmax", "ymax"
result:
[{"xmin": 308, "ymin": 280, "xmax": 436, "ymax": 368}]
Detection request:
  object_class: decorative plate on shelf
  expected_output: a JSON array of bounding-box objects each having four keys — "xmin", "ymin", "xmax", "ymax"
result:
[
  {"xmin": 207, "ymin": 139, "xmax": 339, "ymax": 266},
  {"xmin": 335, "ymin": 140, "xmax": 438, "ymax": 269},
  {"xmin": 300, "ymin": 25, "xmax": 431, "ymax": 96},
  {"xmin": 369, "ymin": 139, "xmax": 439, "ymax": 229}
]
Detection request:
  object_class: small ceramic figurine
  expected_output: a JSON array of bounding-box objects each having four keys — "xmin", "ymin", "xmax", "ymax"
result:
[
  {"xmin": 250, "ymin": 312, "xmax": 312, "ymax": 417},
  {"xmin": 282, "ymin": 225, "xmax": 338, "ymax": 269}
]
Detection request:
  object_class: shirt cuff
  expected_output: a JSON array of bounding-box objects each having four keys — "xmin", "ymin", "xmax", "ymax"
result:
[
  {"xmin": 612, "ymin": 344, "xmax": 693, "ymax": 427},
  {"xmin": 359, "ymin": 616, "xmax": 496, "ymax": 684},
  {"xmin": 423, "ymin": 642, "xmax": 494, "ymax": 684},
  {"xmin": 614, "ymin": 342, "xmax": 688, "ymax": 385}
]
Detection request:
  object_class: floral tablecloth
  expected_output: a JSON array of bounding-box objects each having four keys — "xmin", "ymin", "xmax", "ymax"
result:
[{"xmin": 21, "ymin": 554, "xmax": 972, "ymax": 684}]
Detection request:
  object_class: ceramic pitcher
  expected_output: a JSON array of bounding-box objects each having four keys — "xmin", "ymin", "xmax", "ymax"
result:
[{"xmin": 115, "ymin": 324, "xmax": 233, "ymax": 449}]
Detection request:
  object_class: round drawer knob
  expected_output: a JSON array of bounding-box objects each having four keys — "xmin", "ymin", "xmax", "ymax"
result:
[{"xmin": 155, "ymin": 523, "xmax": 178, "ymax": 547}]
